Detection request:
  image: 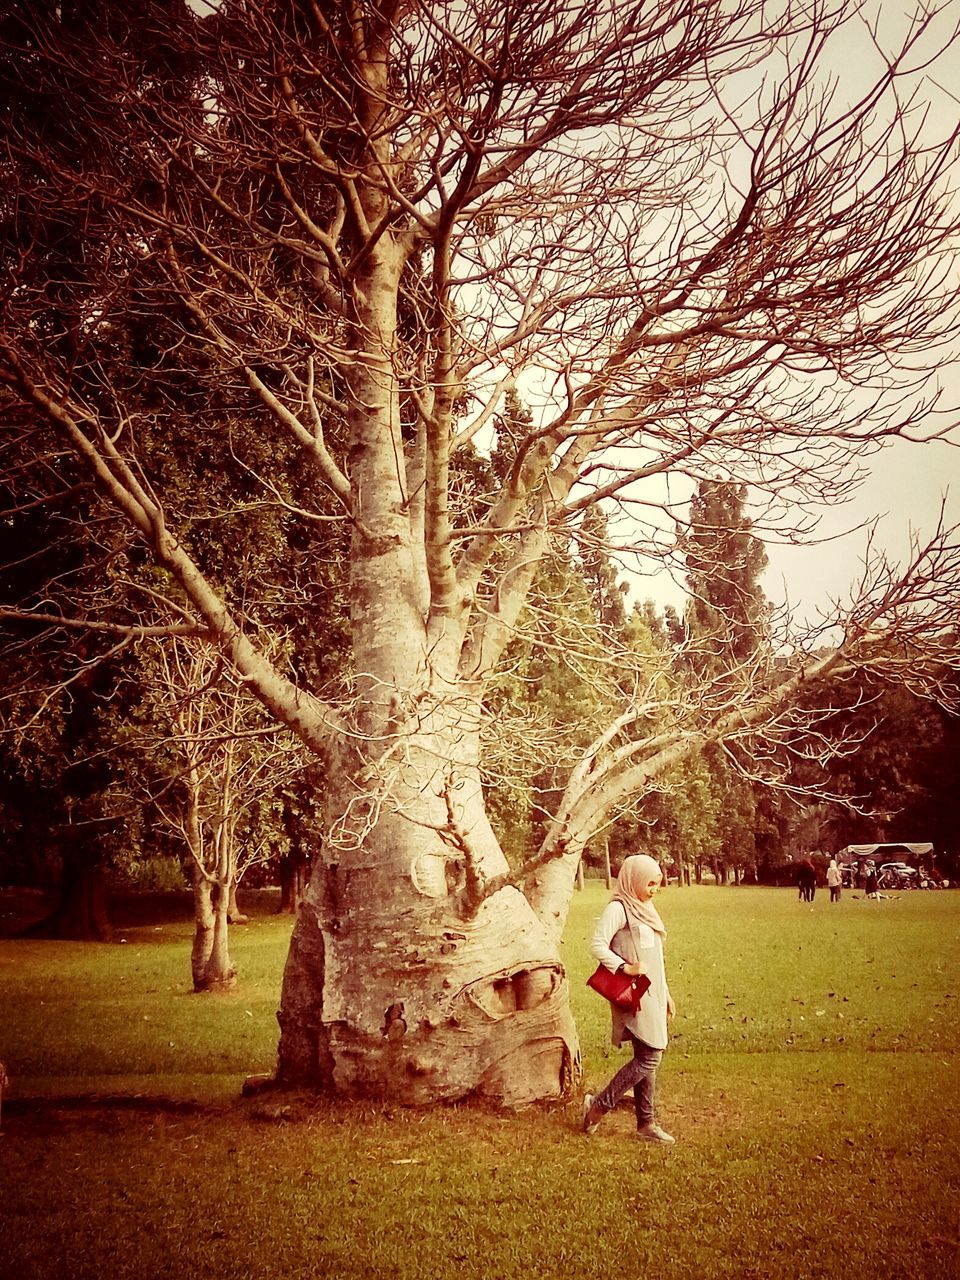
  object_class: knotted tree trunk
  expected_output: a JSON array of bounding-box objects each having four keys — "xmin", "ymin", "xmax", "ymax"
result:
[{"xmin": 277, "ymin": 726, "xmax": 580, "ymax": 1107}]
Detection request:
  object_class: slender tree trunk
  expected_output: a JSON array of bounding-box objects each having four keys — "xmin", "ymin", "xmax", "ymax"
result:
[
  {"xmin": 182, "ymin": 763, "xmax": 237, "ymax": 990},
  {"xmin": 191, "ymin": 871, "xmax": 215, "ymax": 990},
  {"xmin": 227, "ymin": 878, "xmax": 248, "ymax": 925},
  {"xmin": 207, "ymin": 882, "xmax": 235, "ymax": 988},
  {"xmin": 278, "ymin": 854, "xmax": 309, "ymax": 914},
  {"xmin": 191, "ymin": 872, "xmax": 237, "ymax": 991}
]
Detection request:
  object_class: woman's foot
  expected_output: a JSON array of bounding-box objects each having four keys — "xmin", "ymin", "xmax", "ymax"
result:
[
  {"xmin": 637, "ymin": 1122, "xmax": 675, "ymax": 1144},
  {"xmin": 582, "ymin": 1093, "xmax": 602, "ymax": 1135}
]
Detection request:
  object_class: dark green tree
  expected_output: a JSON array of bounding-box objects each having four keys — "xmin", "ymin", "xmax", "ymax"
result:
[
  {"xmin": 682, "ymin": 480, "xmax": 770, "ymax": 878},
  {"xmin": 577, "ymin": 507, "xmax": 628, "ymax": 642},
  {"xmin": 804, "ymin": 681, "xmax": 960, "ymax": 864},
  {"xmin": 684, "ymin": 479, "xmax": 769, "ymax": 676}
]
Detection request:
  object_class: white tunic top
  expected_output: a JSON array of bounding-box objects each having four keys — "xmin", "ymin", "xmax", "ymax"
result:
[{"xmin": 590, "ymin": 900, "xmax": 670, "ymax": 1050}]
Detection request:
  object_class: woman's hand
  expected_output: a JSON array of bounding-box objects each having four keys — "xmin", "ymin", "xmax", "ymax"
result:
[
  {"xmin": 666, "ymin": 994, "xmax": 676, "ymax": 1019},
  {"xmin": 622, "ymin": 962, "xmax": 644, "ymax": 977}
]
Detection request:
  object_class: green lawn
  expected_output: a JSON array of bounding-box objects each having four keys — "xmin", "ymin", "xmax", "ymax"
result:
[{"xmin": 1, "ymin": 884, "xmax": 959, "ymax": 1279}]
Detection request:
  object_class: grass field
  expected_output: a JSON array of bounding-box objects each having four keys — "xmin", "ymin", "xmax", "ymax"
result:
[{"xmin": 1, "ymin": 884, "xmax": 959, "ymax": 1279}]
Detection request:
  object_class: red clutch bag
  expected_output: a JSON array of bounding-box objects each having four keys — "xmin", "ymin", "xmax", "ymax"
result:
[{"xmin": 586, "ymin": 965, "xmax": 651, "ymax": 1013}]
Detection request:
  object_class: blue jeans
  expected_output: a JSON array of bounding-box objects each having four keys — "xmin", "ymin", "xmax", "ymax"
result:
[{"xmin": 594, "ymin": 1032, "xmax": 662, "ymax": 1127}]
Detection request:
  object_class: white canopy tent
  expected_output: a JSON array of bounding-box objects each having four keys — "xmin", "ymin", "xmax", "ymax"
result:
[{"xmin": 838, "ymin": 842, "xmax": 934, "ymax": 862}]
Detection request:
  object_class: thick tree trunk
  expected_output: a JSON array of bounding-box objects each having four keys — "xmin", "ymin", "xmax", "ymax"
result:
[
  {"xmin": 274, "ymin": 240, "xmax": 582, "ymax": 1105},
  {"xmin": 26, "ymin": 841, "xmax": 112, "ymax": 941},
  {"xmin": 277, "ymin": 744, "xmax": 580, "ymax": 1107}
]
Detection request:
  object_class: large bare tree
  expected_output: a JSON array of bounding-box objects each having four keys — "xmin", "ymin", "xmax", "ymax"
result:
[{"xmin": 2, "ymin": 0, "xmax": 960, "ymax": 1104}]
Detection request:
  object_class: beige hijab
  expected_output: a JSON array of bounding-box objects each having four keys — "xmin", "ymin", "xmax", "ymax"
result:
[{"xmin": 615, "ymin": 854, "xmax": 666, "ymax": 937}]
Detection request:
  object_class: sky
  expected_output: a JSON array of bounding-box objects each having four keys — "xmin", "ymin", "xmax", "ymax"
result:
[
  {"xmin": 762, "ymin": 3, "xmax": 960, "ymax": 625},
  {"xmin": 761, "ymin": 434, "xmax": 960, "ymax": 625},
  {"xmin": 637, "ymin": 368, "xmax": 960, "ymax": 628},
  {"xmin": 639, "ymin": 2, "xmax": 960, "ymax": 627}
]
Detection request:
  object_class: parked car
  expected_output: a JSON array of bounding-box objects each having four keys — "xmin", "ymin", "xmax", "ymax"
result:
[{"xmin": 877, "ymin": 862, "xmax": 918, "ymax": 890}]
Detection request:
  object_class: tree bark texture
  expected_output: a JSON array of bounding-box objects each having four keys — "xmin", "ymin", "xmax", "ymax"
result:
[
  {"xmin": 277, "ymin": 735, "xmax": 580, "ymax": 1107},
  {"xmin": 191, "ymin": 871, "xmax": 236, "ymax": 992}
]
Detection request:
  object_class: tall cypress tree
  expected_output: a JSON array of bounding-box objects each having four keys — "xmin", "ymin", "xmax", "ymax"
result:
[
  {"xmin": 577, "ymin": 506, "xmax": 628, "ymax": 642},
  {"xmin": 685, "ymin": 479, "xmax": 769, "ymax": 676},
  {"xmin": 683, "ymin": 480, "xmax": 770, "ymax": 879}
]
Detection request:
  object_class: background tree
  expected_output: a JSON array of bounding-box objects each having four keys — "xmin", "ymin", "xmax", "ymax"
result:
[
  {"xmin": 0, "ymin": 648, "xmax": 127, "ymax": 940},
  {"xmin": 796, "ymin": 677, "xmax": 960, "ymax": 865},
  {"xmin": 2, "ymin": 0, "xmax": 960, "ymax": 1105},
  {"xmin": 678, "ymin": 479, "xmax": 771, "ymax": 881},
  {"xmin": 140, "ymin": 638, "xmax": 308, "ymax": 990},
  {"xmin": 482, "ymin": 542, "xmax": 617, "ymax": 861},
  {"xmin": 577, "ymin": 508, "xmax": 629, "ymax": 643},
  {"xmin": 684, "ymin": 480, "xmax": 770, "ymax": 675}
]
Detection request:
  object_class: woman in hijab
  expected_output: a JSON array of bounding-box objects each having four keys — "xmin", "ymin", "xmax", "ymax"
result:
[{"xmin": 582, "ymin": 853, "xmax": 675, "ymax": 1143}]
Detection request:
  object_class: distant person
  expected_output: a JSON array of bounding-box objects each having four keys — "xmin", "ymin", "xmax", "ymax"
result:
[
  {"xmin": 582, "ymin": 854, "xmax": 676, "ymax": 1144},
  {"xmin": 797, "ymin": 859, "xmax": 816, "ymax": 903},
  {"xmin": 827, "ymin": 859, "xmax": 842, "ymax": 903},
  {"xmin": 865, "ymin": 861, "xmax": 879, "ymax": 899}
]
